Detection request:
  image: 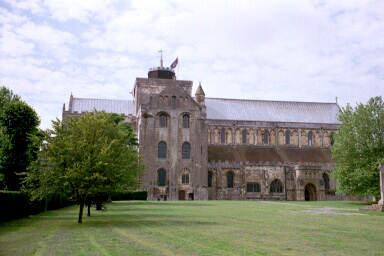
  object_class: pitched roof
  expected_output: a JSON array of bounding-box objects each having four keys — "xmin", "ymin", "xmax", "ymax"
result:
[
  {"xmin": 205, "ymin": 98, "xmax": 340, "ymax": 124},
  {"xmin": 208, "ymin": 145, "xmax": 333, "ymax": 164},
  {"xmin": 70, "ymin": 98, "xmax": 135, "ymax": 116}
]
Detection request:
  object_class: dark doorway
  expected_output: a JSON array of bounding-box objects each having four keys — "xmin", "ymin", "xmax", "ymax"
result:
[
  {"xmin": 188, "ymin": 193, "xmax": 194, "ymax": 200},
  {"xmin": 178, "ymin": 190, "xmax": 185, "ymax": 200},
  {"xmin": 304, "ymin": 184, "xmax": 317, "ymax": 201}
]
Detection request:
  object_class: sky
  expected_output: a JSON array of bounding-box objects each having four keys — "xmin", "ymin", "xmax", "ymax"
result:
[{"xmin": 0, "ymin": 0, "xmax": 383, "ymax": 130}]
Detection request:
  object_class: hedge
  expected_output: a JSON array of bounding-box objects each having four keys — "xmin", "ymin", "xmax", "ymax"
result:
[
  {"xmin": 0, "ymin": 191, "xmax": 73, "ymax": 222},
  {"xmin": 0, "ymin": 191, "xmax": 29, "ymax": 222},
  {"xmin": 111, "ymin": 191, "xmax": 147, "ymax": 201}
]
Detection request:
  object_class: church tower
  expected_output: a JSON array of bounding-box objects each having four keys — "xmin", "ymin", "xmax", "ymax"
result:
[{"xmin": 133, "ymin": 60, "xmax": 208, "ymax": 200}]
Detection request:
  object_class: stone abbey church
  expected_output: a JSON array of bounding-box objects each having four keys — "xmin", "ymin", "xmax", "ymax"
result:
[{"xmin": 63, "ymin": 64, "xmax": 340, "ymax": 201}]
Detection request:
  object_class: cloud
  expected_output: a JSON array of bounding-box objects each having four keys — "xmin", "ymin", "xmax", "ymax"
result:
[{"xmin": 0, "ymin": 0, "xmax": 383, "ymax": 130}]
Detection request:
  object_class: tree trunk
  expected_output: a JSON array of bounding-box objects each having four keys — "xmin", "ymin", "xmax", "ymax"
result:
[
  {"xmin": 96, "ymin": 201, "xmax": 102, "ymax": 211},
  {"xmin": 87, "ymin": 203, "xmax": 91, "ymax": 217},
  {"xmin": 78, "ymin": 201, "xmax": 85, "ymax": 223}
]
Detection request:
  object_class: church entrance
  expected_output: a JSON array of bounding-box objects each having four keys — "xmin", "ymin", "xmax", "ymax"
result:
[
  {"xmin": 305, "ymin": 184, "xmax": 317, "ymax": 201},
  {"xmin": 178, "ymin": 190, "xmax": 185, "ymax": 200}
]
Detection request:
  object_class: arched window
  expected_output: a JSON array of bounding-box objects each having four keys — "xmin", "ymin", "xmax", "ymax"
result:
[
  {"xmin": 263, "ymin": 129, "xmax": 269, "ymax": 144},
  {"xmin": 171, "ymin": 96, "xmax": 177, "ymax": 109},
  {"xmin": 308, "ymin": 131, "xmax": 313, "ymax": 146},
  {"xmin": 182, "ymin": 174, "xmax": 189, "ymax": 184},
  {"xmin": 242, "ymin": 129, "xmax": 247, "ymax": 144},
  {"xmin": 221, "ymin": 128, "xmax": 225, "ymax": 144},
  {"xmin": 182, "ymin": 142, "xmax": 190, "ymax": 159},
  {"xmin": 158, "ymin": 141, "xmax": 167, "ymax": 159},
  {"xmin": 160, "ymin": 113, "xmax": 167, "ymax": 127},
  {"xmin": 227, "ymin": 171, "xmax": 234, "ymax": 188},
  {"xmin": 286, "ymin": 130, "xmax": 291, "ymax": 145},
  {"xmin": 157, "ymin": 168, "xmax": 166, "ymax": 186},
  {"xmin": 270, "ymin": 179, "xmax": 283, "ymax": 193},
  {"xmin": 322, "ymin": 173, "xmax": 330, "ymax": 190},
  {"xmin": 208, "ymin": 171, "xmax": 213, "ymax": 187},
  {"xmin": 247, "ymin": 183, "xmax": 261, "ymax": 192},
  {"xmin": 183, "ymin": 114, "xmax": 189, "ymax": 128}
]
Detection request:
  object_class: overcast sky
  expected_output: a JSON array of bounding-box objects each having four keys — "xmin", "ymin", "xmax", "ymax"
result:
[{"xmin": 1, "ymin": 0, "xmax": 383, "ymax": 129}]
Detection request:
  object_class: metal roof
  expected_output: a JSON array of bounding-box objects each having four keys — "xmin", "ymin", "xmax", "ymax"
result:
[
  {"xmin": 205, "ymin": 98, "xmax": 340, "ymax": 124},
  {"xmin": 71, "ymin": 98, "xmax": 135, "ymax": 116}
]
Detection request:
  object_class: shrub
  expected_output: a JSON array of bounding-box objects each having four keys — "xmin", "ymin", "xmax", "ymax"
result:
[{"xmin": 111, "ymin": 191, "xmax": 147, "ymax": 201}]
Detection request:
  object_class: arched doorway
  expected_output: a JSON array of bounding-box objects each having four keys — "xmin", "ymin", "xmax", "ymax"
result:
[{"xmin": 305, "ymin": 183, "xmax": 317, "ymax": 201}]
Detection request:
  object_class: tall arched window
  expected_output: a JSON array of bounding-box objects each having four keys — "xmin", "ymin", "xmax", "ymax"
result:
[
  {"xmin": 160, "ymin": 113, "xmax": 167, "ymax": 127},
  {"xmin": 263, "ymin": 129, "xmax": 269, "ymax": 145},
  {"xmin": 227, "ymin": 171, "xmax": 234, "ymax": 188},
  {"xmin": 221, "ymin": 128, "xmax": 225, "ymax": 144},
  {"xmin": 158, "ymin": 141, "xmax": 167, "ymax": 159},
  {"xmin": 208, "ymin": 171, "xmax": 213, "ymax": 187},
  {"xmin": 183, "ymin": 114, "xmax": 189, "ymax": 128},
  {"xmin": 270, "ymin": 179, "xmax": 283, "ymax": 193},
  {"xmin": 157, "ymin": 168, "xmax": 166, "ymax": 186},
  {"xmin": 322, "ymin": 173, "xmax": 330, "ymax": 190},
  {"xmin": 171, "ymin": 96, "xmax": 177, "ymax": 109},
  {"xmin": 308, "ymin": 131, "xmax": 313, "ymax": 146},
  {"xmin": 182, "ymin": 142, "xmax": 190, "ymax": 159},
  {"xmin": 286, "ymin": 130, "xmax": 291, "ymax": 145},
  {"xmin": 242, "ymin": 129, "xmax": 247, "ymax": 144}
]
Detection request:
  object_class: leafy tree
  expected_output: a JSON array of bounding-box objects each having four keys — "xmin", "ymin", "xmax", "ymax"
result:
[
  {"xmin": 0, "ymin": 87, "xmax": 39, "ymax": 190},
  {"xmin": 332, "ymin": 96, "xmax": 384, "ymax": 198},
  {"xmin": 25, "ymin": 112, "xmax": 144, "ymax": 223}
]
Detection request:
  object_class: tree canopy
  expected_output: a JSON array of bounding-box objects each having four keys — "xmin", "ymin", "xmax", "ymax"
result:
[
  {"xmin": 332, "ymin": 96, "xmax": 384, "ymax": 198},
  {"xmin": 0, "ymin": 86, "xmax": 40, "ymax": 190},
  {"xmin": 25, "ymin": 112, "xmax": 144, "ymax": 223}
]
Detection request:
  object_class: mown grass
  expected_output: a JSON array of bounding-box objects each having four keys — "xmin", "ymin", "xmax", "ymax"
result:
[{"xmin": 0, "ymin": 200, "xmax": 383, "ymax": 256}]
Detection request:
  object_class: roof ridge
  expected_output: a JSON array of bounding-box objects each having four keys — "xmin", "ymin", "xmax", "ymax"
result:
[
  {"xmin": 73, "ymin": 97, "xmax": 133, "ymax": 102},
  {"xmin": 205, "ymin": 97, "xmax": 337, "ymax": 105}
]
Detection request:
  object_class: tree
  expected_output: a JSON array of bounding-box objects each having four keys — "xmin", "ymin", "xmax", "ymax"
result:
[
  {"xmin": 25, "ymin": 112, "xmax": 144, "ymax": 223},
  {"xmin": 332, "ymin": 96, "xmax": 384, "ymax": 198},
  {"xmin": 0, "ymin": 87, "xmax": 39, "ymax": 190}
]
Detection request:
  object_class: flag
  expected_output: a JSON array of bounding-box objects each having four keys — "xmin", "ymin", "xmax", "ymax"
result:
[{"xmin": 170, "ymin": 57, "xmax": 178, "ymax": 69}]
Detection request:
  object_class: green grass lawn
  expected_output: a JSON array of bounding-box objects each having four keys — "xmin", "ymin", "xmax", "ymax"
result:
[{"xmin": 0, "ymin": 201, "xmax": 383, "ymax": 256}]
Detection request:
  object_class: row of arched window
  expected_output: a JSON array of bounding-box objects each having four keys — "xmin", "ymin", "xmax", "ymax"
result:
[
  {"xmin": 207, "ymin": 171, "xmax": 284, "ymax": 192},
  {"xmin": 209, "ymin": 127, "xmax": 332, "ymax": 147},
  {"xmin": 157, "ymin": 168, "xmax": 190, "ymax": 186},
  {"xmin": 159, "ymin": 113, "xmax": 190, "ymax": 128},
  {"xmin": 155, "ymin": 96, "xmax": 190, "ymax": 109},
  {"xmin": 158, "ymin": 142, "xmax": 191, "ymax": 159}
]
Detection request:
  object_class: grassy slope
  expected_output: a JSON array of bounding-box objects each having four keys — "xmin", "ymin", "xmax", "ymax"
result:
[{"xmin": 0, "ymin": 201, "xmax": 383, "ymax": 256}]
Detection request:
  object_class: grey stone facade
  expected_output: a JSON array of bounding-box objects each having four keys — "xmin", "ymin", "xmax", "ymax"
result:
[{"xmin": 63, "ymin": 65, "xmax": 341, "ymax": 201}]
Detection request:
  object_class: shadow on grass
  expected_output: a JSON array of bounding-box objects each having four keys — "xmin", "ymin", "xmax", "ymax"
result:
[{"xmin": 112, "ymin": 201, "xmax": 215, "ymax": 207}]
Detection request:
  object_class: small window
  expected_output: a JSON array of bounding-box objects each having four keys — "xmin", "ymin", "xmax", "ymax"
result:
[
  {"xmin": 182, "ymin": 142, "xmax": 190, "ymax": 159},
  {"xmin": 308, "ymin": 131, "xmax": 313, "ymax": 146},
  {"xmin": 160, "ymin": 114, "xmax": 167, "ymax": 127},
  {"xmin": 157, "ymin": 169, "xmax": 166, "ymax": 186},
  {"xmin": 323, "ymin": 173, "xmax": 330, "ymax": 190},
  {"xmin": 183, "ymin": 114, "xmax": 189, "ymax": 128},
  {"xmin": 227, "ymin": 171, "xmax": 234, "ymax": 188},
  {"xmin": 270, "ymin": 179, "xmax": 283, "ymax": 193},
  {"xmin": 208, "ymin": 171, "xmax": 213, "ymax": 187},
  {"xmin": 221, "ymin": 128, "xmax": 225, "ymax": 144},
  {"xmin": 158, "ymin": 141, "xmax": 167, "ymax": 159},
  {"xmin": 182, "ymin": 174, "xmax": 189, "ymax": 184},
  {"xmin": 286, "ymin": 130, "xmax": 291, "ymax": 145},
  {"xmin": 247, "ymin": 183, "xmax": 261, "ymax": 192},
  {"xmin": 263, "ymin": 129, "xmax": 269, "ymax": 144},
  {"xmin": 171, "ymin": 96, "xmax": 177, "ymax": 109},
  {"xmin": 242, "ymin": 129, "xmax": 247, "ymax": 144}
]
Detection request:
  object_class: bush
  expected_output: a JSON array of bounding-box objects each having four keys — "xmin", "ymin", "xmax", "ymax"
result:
[
  {"xmin": 111, "ymin": 191, "xmax": 147, "ymax": 201},
  {"xmin": 0, "ymin": 191, "xmax": 29, "ymax": 222},
  {"xmin": 29, "ymin": 194, "xmax": 73, "ymax": 215}
]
